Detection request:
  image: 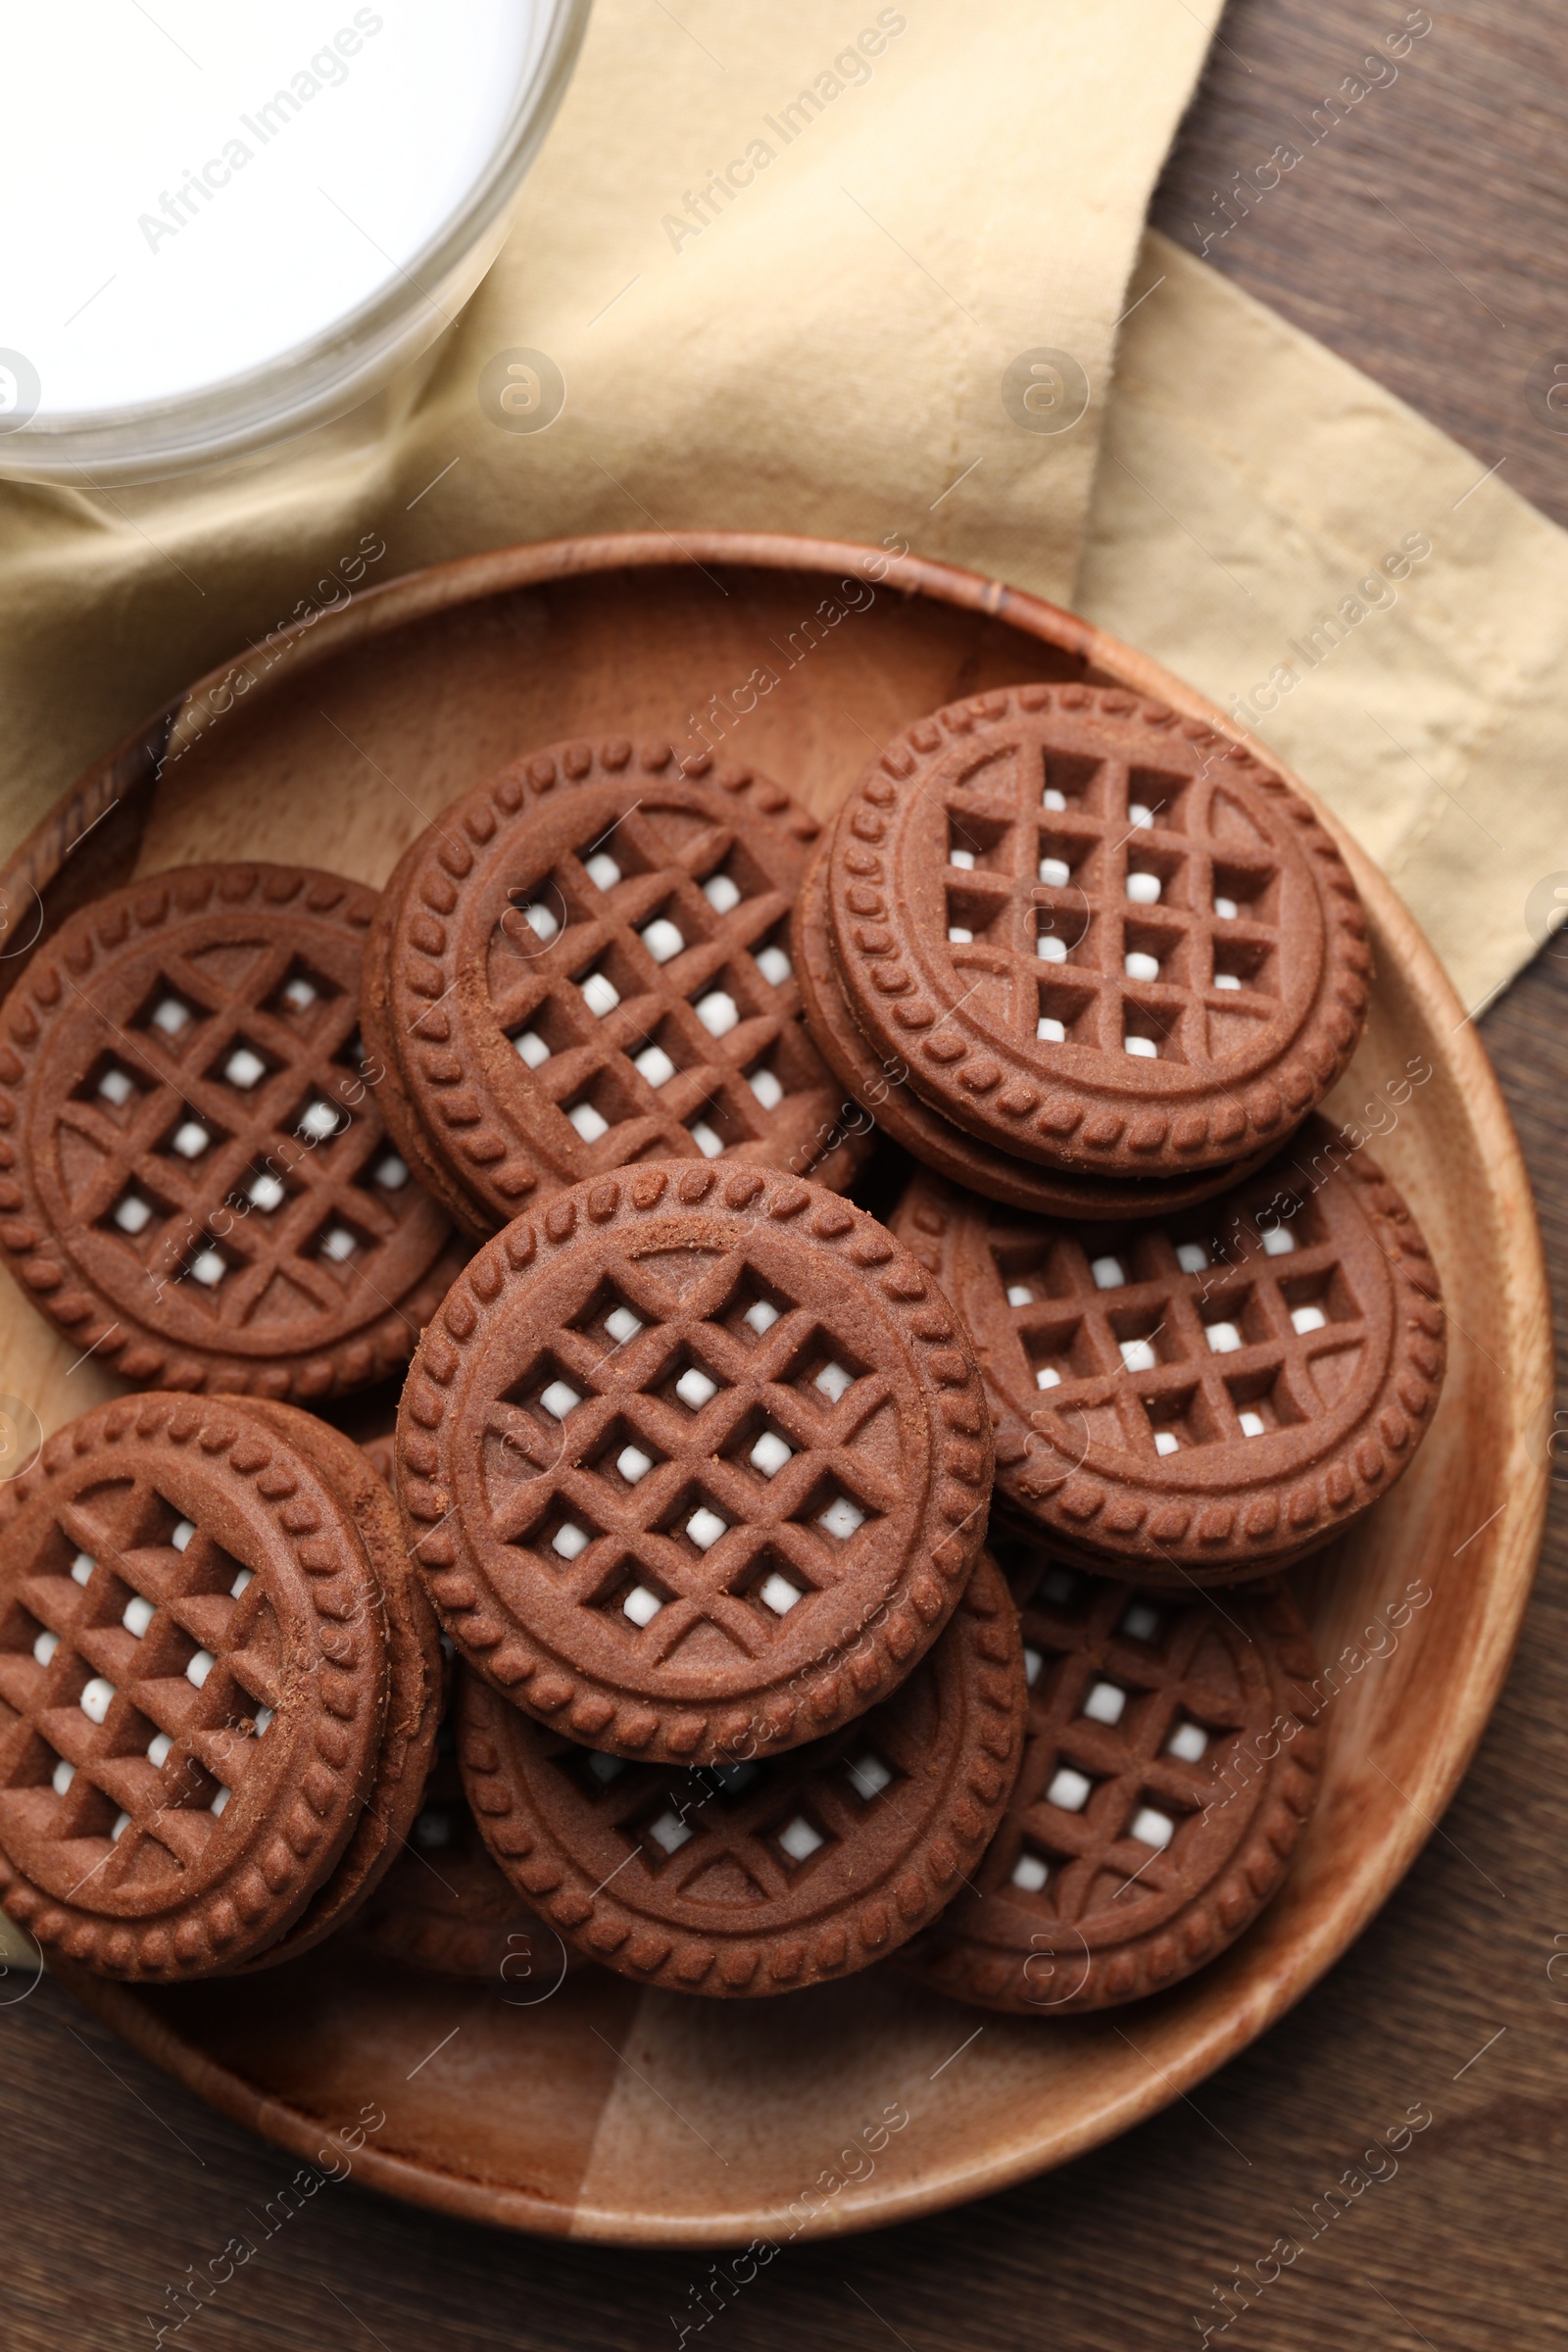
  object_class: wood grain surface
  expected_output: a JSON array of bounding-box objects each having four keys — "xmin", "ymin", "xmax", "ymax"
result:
[
  {"xmin": 1150, "ymin": 0, "xmax": 1568, "ymax": 529},
  {"xmin": 3, "ymin": 1, "xmax": 1566, "ymax": 2345}
]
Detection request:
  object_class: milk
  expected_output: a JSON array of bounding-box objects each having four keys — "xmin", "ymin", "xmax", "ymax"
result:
[{"xmin": 2, "ymin": 1, "xmax": 557, "ymax": 424}]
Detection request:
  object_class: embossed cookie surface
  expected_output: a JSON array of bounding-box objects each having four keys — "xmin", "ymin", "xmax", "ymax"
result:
[
  {"xmin": 906, "ymin": 1546, "xmax": 1323, "ymax": 2012},
  {"xmin": 229, "ymin": 1401, "xmax": 442, "ymax": 1970},
  {"xmin": 0, "ymin": 863, "xmax": 465, "ymax": 1399},
  {"xmin": 892, "ymin": 1122, "xmax": 1446, "ymax": 1582},
  {"xmin": 361, "ymin": 739, "xmax": 864, "ymax": 1238},
  {"xmin": 826, "ymin": 686, "xmax": 1370, "ymax": 1178},
  {"xmin": 458, "ymin": 1551, "xmax": 1025, "ymax": 1996},
  {"xmin": 794, "ymin": 840, "xmax": 1277, "ymax": 1219},
  {"xmin": 0, "ymin": 1395, "xmax": 390, "ymax": 1978},
  {"xmin": 399, "ymin": 1160, "xmax": 994, "ymax": 1765}
]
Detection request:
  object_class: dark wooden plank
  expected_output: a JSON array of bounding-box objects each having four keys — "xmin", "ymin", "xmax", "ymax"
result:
[
  {"xmin": 5, "ymin": 3, "xmax": 1568, "ymax": 2344},
  {"xmin": 1150, "ymin": 0, "xmax": 1568, "ymax": 528}
]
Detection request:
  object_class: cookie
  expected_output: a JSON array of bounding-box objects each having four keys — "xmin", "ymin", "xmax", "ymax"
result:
[
  {"xmin": 360, "ymin": 738, "xmax": 866, "ymax": 1240},
  {"xmin": 352, "ymin": 1711, "xmax": 575, "ymax": 1983},
  {"xmin": 891, "ymin": 1123, "xmax": 1445, "ymax": 1584},
  {"xmin": 825, "ymin": 684, "xmax": 1370, "ymax": 1179},
  {"xmin": 906, "ymin": 1543, "xmax": 1323, "ymax": 2012},
  {"xmin": 0, "ymin": 1394, "xmax": 395, "ymax": 1978},
  {"xmin": 457, "ymin": 1549, "xmax": 1026, "ymax": 1996},
  {"xmin": 0, "ymin": 863, "xmax": 466, "ymax": 1401},
  {"xmin": 398, "ymin": 1158, "xmax": 994, "ymax": 1766},
  {"xmin": 225, "ymin": 1401, "xmax": 443, "ymax": 1969},
  {"xmin": 358, "ymin": 1431, "xmax": 397, "ymax": 1489},
  {"xmin": 793, "ymin": 838, "xmax": 1281, "ymax": 1218}
]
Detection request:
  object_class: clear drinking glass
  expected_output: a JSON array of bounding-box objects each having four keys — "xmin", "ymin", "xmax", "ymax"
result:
[{"xmin": 0, "ymin": 0, "xmax": 589, "ymax": 484}]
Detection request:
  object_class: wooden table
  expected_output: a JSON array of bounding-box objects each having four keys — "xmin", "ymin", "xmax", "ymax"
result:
[{"xmin": 5, "ymin": 3, "xmax": 1565, "ymax": 2344}]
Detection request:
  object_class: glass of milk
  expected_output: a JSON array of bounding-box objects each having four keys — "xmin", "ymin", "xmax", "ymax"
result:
[{"xmin": 0, "ymin": 0, "xmax": 588, "ymax": 482}]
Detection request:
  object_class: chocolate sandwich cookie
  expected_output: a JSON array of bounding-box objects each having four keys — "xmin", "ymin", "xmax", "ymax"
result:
[
  {"xmin": 360, "ymin": 738, "xmax": 866, "ymax": 1240},
  {"xmin": 892, "ymin": 1124, "xmax": 1445, "ymax": 1584},
  {"xmin": 458, "ymin": 1549, "xmax": 1026, "ymax": 1996},
  {"xmin": 358, "ymin": 1431, "xmax": 397, "ymax": 1489},
  {"xmin": 399, "ymin": 1159, "xmax": 994, "ymax": 1766},
  {"xmin": 794, "ymin": 841, "xmax": 1279, "ymax": 1219},
  {"xmin": 0, "ymin": 863, "xmax": 466, "ymax": 1400},
  {"xmin": 0, "ymin": 1395, "xmax": 398, "ymax": 1979},
  {"xmin": 227, "ymin": 1400, "xmax": 443, "ymax": 1969},
  {"xmin": 353, "ymin": 1716, "xmax": 575, "ymax": 1983},
  {"xmin": 906, "ymin": 1544, "xmax": 1323, "ymax": 2013},
  {"xmin": 825, "ymin": 684, "xmax": 1370, "ymax": 1179}
]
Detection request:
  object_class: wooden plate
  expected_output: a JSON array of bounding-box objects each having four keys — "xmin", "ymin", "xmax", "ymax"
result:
[{"xmin": 0, "ymin": 532, "xmax": 1547, "ymax": 2246}]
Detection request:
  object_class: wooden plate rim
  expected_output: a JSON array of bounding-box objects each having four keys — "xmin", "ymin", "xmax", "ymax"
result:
[{"xmin": 12, "ymin": 528, "xmax": 1551, "ymax": 2245}]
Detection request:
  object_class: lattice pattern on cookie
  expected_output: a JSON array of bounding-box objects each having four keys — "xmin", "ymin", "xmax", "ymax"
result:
[
  {"xmin": 482, "ymin": 1242, "xmax": 892, "ymax": 1664},
  {"xmin": 456, "ymin": 1546, "xmax": 1024, "ymax": 1991},
  {"xmin": 63, "ymin": 932, "xmax": 422, "ymax": 1323},
  {"xmin": 982, "ymin": 1552, "xmax": 1254, "ymax": 1920},
  {"xmin": 406, "ymin": 1160, "xmax": 994, "ymax": 1768},
  {"xmin": 937, "ymin": 727, "xmax": 1282, "ymax": 1073},
  {"xmin": 0, "ymin": 1476, "xmax": 281, "ymax": 1896},
  {"xmin": 797, "ymin": 845, "xmax": 1282, "ymax": 1224},
  {"xmin": 545, "ymin": 1714, "xmax": 911, "ymax": 1901},
  {"xmin": 830, "ymin": 689, "xmax": 1373, "ymax": 1179},
  {"xmin": 989, "ymin": 1183, "xmax": 1362, "ymax": 1467},
  {"xmin": 479, "ymin": 800, "xmax": 823, "ymax": 1171}
]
